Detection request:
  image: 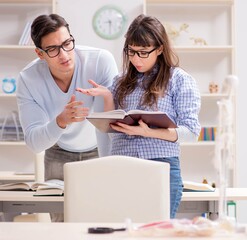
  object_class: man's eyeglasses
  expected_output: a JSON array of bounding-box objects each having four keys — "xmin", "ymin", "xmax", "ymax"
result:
[
  {"xmin": 124, "ymin": 47, "xmax": 157, "ymax": 58},
  {"xmin": 38, "ymin": 35, "xmax": 75, "ymax": 58}
]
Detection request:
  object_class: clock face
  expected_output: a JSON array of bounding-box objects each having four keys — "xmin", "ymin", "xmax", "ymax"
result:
[
  {"xmin": 2, "ymin": 78, "xmax": 16, "ymax": 94},
  {"xmin": 92, "ymin": 5, "xmax": 127, "ymax": 40}
]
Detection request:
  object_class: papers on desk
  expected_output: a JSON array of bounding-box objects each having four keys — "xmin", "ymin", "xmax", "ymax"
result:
[
  {"xmin": 129, "ymin": 216, "xmax": 241, "ymax": 237},
  {"xmin": 183, "ymin": 180, "xmax": 215, "ymax": 192},
  {"xmin": 0, "ymin": 179, "xmax": 64, "ymax": 196}
]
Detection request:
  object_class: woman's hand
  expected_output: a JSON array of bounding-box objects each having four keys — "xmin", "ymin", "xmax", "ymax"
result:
[
  {"xmin": 76, "ymin": 79, "xmax": 115, "ymax": 112},
  {"xmin": 76, "ymin": 79, "xmax": 110, "ymax": 97},
  {"xmin": 111, "ymin": 119, "xmax": 178, "ymax": 141},
  {"xmin": 111, "ymin": 119, "xmax": 151, "ymax": 137}
]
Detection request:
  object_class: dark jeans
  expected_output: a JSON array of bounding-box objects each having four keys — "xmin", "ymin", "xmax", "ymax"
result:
[
  {"xmin": 44, "ymin": 144, "xmax": 98, "ymax": 181},
  {"xmin": 150, "ymin": 157, "xmax": 183, "ymax": 219}
]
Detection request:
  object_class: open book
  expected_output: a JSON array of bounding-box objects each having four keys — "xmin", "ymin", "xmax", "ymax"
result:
[
  {"xmin": 87, "ymin": 109, "xmax": 177, "ymax": 133},
  {"xmin": 183, "ymin": 180, "xmax": 215, "ymax": 192},
  {"xmin": 0, "ymin": 179, "xmax": 64, "ymax": 196},
  {"xmin": 34, "ymin": 179, "xmax": 64, "ymax": 196}
]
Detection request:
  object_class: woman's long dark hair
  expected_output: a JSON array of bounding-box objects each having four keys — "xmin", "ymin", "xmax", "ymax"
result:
[{"xmin": 116, "ymin": 14, "xmax": 179, "ymax": 108}]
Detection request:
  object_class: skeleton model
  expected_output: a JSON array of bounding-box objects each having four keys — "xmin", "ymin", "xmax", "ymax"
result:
[{"xmin": 214, "ymin": 75, "xmax": 238, "ymax": 221}]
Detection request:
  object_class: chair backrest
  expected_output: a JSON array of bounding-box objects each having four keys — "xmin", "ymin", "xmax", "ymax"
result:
[{"xmin": 64, "ymin": 155, "xmax": 170, "ymax": 222}]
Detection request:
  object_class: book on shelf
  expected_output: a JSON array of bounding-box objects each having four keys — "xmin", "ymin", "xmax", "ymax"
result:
[
  {"xmin": 33, "ymin": 181, "xmax": 64, "ymax": 196},
  {"xmin": 183, "ymin": 180, "xmax": 215, "ymax": 192},
  {"xmin": 198, "ymin": 127, "xmax": 217, "ymax": 141},
  {"xmin": 18, "ymin": 21, "xmax": 33, "ymax": 46},
  {"xmin": 86, "ymin": 109, "xmax": 177, "ymax": 133},
  {"xmin": 0, "ymin": 179, "xmax": 64, "ymax": 196}
]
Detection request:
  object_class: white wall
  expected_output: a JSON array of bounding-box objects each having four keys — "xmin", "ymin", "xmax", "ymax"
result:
[
  {"xmin": 56, "ymin": 0, "xmax": 247, "ymax": 222},
  {"xmin": 56, "ymin": 0, "xmax": 144, "ymax": 69},
  {"xmin": 235, "ymin": 0, "xmax": 247, "ymax": 223}
]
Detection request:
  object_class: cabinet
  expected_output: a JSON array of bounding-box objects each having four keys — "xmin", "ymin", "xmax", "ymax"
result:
[
  {"xmin": 0, "ymin": 0, "xmax": 56, "ymax": 181},
  {"xmin": 145, "ymin": 0, "xmax": 236, "ymax": 187}
]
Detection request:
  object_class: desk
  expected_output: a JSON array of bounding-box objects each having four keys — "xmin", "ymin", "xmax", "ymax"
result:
[
  {"xmin": 182, "ymin": 188, "xmax": 247, "ymax": 201},
  {"xmin": 0, "ymin": 188, "xmax": 247, "ymax": 215},
  {"xmin": 0, "ymin": 222, "xmax": 246, "ymax": 240},
  {"xmin": 178, "ymin": 188, "xmax": 247, "ymax": 218},
  {"xmin": 0, "ymin": 191, "xmax": 63, "ymax": 213}
]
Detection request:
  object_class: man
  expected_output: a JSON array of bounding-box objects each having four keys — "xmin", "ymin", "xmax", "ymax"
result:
[{"xmin": 16, "ymin": 13, "xmax": 118, "ymax": 181}]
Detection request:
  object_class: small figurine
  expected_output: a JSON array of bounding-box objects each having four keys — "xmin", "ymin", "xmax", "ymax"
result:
[
  {"xmin": 202, "ymin": 177, "xmax": 208, "ymax": 184},
  {"xmin": 211, "ymin": 182, "xmax": 216, "ymax": 188},
  {"xmin": 163, "ymin": 22, "xmax": 189, "ymax": 43},
  {"xmin": 190, "ymin": 37, "xmax": 207, "ymax": 46},
  {"xmin": 209, "ymin": 82, "xmax": 219, "ymax": 93}
]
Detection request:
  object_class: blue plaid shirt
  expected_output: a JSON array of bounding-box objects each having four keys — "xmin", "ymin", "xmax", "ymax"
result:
[{"xmin": 109, "ymin": 67, "xmax": 201, "ymax": 159}]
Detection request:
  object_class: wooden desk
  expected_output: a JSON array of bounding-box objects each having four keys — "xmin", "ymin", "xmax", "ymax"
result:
[
  {"xmin": 182, "ymin": 188, "xmax": 247, "ymax": 201},
  {"xmin": 0, "ymin": 222, "xmax": 246, "ymax": 240},
  {"xmin": 179, "ymin": 188, "xmax": 247, "ymax": 218},
  {"xmin": 0, "ymin": 188, "xmax": 247, "ymax": 214},
  {"xmin": 0, "ymin": 191, "xmax": 63, "ymax": 213}
]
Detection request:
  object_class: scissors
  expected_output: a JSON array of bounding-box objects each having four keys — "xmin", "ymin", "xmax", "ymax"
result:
[{"xmin": 88, "ymin": 227, "xmax": 126, "ymax": 234}]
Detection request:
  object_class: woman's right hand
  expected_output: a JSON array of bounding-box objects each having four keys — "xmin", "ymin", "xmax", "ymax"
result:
[{"xmin": 76, "ymin": 79, "xmax": 110, "ymax": 97}]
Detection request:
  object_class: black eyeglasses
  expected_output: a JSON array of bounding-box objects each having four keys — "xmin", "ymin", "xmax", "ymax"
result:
[
  {"xmin": 38, "ymin": 35, "xmax": 75, "ymax": 58},
  {"xmin": 124, "ymin": 47, "xmax": 157, "ymax": 58}
]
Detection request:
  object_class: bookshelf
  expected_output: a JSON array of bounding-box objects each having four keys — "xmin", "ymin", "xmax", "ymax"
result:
[
  {"xmin": 0, "ymin": 0, "xmax": 56, "ymax": 180},
  {"xmin": 145, "ymin": 0, "xmax": 236, "ymax": 187}
]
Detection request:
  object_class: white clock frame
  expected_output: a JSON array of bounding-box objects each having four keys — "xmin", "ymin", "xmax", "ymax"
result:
[{"xmin": 92, "ymin": 5, "xmax": 127, "ymax": 40}]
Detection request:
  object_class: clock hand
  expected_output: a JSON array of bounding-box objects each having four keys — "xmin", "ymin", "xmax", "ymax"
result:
[
  {"xmin": 104, "ymin": 19, "xmax": 112, "ymax": 35},
  {"xmin": 109, "ymin": 20, "xmax": 112, "ymax": 35}
]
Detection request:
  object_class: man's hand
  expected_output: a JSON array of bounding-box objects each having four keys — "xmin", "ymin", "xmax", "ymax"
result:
[{"xmin": 56, "ymin": 95, "xmax": 89, "ymax": 129}]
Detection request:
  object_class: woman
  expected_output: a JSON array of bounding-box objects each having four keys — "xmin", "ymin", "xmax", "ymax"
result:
[{"xmin": 77, "ymin": 14, "xmax": 201, "ymax": 218}]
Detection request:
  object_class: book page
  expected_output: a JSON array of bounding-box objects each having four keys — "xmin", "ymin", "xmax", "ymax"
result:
[
  {"xmin": 0, "ymin": 181, "xmax": 34, "ymax": 191},
  {"xmin": 87, "ymin": 109, "xmax": 126, "ymax": 119},
  {"xmin": 127, "ymin": 110, "xmax": 163, "ymax": 115},
  {"xmin": 45, "ymin": 179, "xmax": 64, "ymax": 187},
  {"xmin": 34, "ymin": 180, "xmax": 64, "ymax": 196},
  {"xmin": 31, "ymin": 179, "xmax": 64, "ymax": 190}
]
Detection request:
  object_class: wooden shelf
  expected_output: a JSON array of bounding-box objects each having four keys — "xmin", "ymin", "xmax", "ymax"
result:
[
  {"xmin": 181, "ymin": 141, "xmax": 216, "ymax": 147},
  {"xmin": 0, "ymin": 45, "xmax": 34, "ymax": 49},
  {"xmin": 201, "ymin": 93, "xmax": 228, "ymax": 98},
  {"xmin": 0, "ymin": 0, "xmax": 52, "ymax": 3},
  {"xmin": 0, "ymin": 93, "xmax": 16, "ymax": 97},
  {"xmin": 0, "ymin": 141, "xmax": 26, "ymax": 146},
  {"xmin": 0, "ymin": 171, "xmax": 34, "ymax": 181},
  {"xmin": 0, "ymin": 0, "xmax": 55, "ymax": 180},
  {"xmin": 146, "ymin": 0, "xmax": 236, "ymax": 187},
  {"xmin": 147, "ymin": 0, "xmax": 233, "ymax": 5},
  {"xmin": 174, "ymin": 46, "xmax": 233, "ymax": 52}
]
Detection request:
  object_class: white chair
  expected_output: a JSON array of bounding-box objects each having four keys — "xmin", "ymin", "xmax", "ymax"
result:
[{"xmin": 64, "ymin": 155, "xmax": 170, "ymax": 223}]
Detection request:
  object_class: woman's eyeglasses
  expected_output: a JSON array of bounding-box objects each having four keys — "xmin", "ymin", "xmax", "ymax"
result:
[
  {"xmin": 124, "ymin": 47, "xmax": 157, "ymax": 58},
  {"xmin": 38, "ymin": 35, "xmax": 75, "ymax": 58}
]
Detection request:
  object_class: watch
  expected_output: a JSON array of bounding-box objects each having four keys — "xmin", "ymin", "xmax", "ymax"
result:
[
  {"xmin": 92, "ymin": 5, "xmax": 127, "ymax": 40},
  {"xmin": 2, "ymin": 78, "xmax": 16, "ymax": 94}
]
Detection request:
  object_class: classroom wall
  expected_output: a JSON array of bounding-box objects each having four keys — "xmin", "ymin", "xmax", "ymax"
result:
[
  {"xmin": 56, "ymin": 0, "xmax": 247, "ymax": 222},
  {"xmin": 235, "ymin": 0, "xmax": 247, "ymax": 223},
  {"xmin": 56, "ymin": 0, "xmax": 144, "ymax": 69}
]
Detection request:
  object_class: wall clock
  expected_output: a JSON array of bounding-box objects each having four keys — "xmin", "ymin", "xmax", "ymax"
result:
[
  {"xmin": 92, "ymin": 5, "xmax": 127, "ymax": 40},
  {"xmin": 2, "ymin": 78, "xmax": 16, "ymax": 94}
]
